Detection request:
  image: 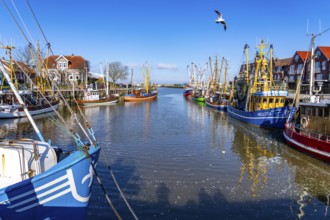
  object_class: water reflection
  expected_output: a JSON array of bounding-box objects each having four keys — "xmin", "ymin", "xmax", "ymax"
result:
[
  {"xmin": 0, "ymin": 88, "xmax": 329, "ymax": 219},
  {"xmin": 227, "ymin": 116, "xmax": 330, "ymax": 219}
]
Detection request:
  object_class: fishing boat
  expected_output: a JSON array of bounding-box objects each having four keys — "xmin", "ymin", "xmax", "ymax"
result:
[
  {"xmin": 183, "ymin": 65, "xmax": 194, "ymax": 98},
  {"xmin": 124, "ymin": 63, "xmax": 158, "ymax": 102},
  {"xmin": 76, "ymin": 63, "xmax": 119, "ymax": 106},
  {"xmin": 0, "ymin": 57, "xmax": 101, "ymax": 219},
  {"xmin": 183, "ymin": 86, "xmax": 193, "ymax": 98},
  {"xmin": 191, "ymin": 93, "xmax": 205, "ymax": 102},
  {"xmin": 190, "ymin": 63, "xmax": 207, "ymax": 102},
  {"xmin": 0, "ymin": 94, "xmax": 60, "ymax": 118},
  {"xmin": 0, "ymin": 48, "xmax": 60, "ymax": 119},
  {"xmin": 227, "ymin": 41, "xmax": 291, "ymax": 128},
  {"xmin": 283, "ymin": 33, "xmax": 330, "ymax": 163},
  {"xmin": 124, "ymin": 90, "xmax": 157, "ymax": 102},
  {"xmin": 205, "ymin": 56, "xmax": 228, "ymax": 111},
  {"xmin": 205, "ymin": 91, "xmax": 228, "ymax": 110},
  {"xmin": 76, "ymin": 86, "xmax": 118, "ymax": 106}
]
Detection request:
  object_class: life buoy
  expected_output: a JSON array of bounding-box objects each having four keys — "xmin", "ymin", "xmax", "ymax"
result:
[
  {"xmin": 301, "ymin": 117, "xmax": 309, "ymax": 128},
  {"xmin": 87, "ymin": 92, "xmax": 90, "ymax": 96}
]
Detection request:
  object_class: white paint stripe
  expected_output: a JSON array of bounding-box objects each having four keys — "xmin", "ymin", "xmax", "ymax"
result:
[
  {"xmin": 16, "ymin": 188, "xmax": 71, "ymax": 212},
  {"xmin": 283, "ymin": 132, "xmax": 330, "ymax": 158},
  {"xmin": 228, "ymin": 108, "xmax": 287, "ymax": 120},
  {"xmin": 8, "ymin": 175, "xmax": 68, "ymax": 202},
  {"xmin": 8, "ymin": 181, "xmax": 70, "ymax": 209}
]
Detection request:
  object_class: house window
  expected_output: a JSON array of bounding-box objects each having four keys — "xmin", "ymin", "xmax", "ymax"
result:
[
  {"xmin": 315, "ymin": 62, "xmax": 320, "ymax": 73},
  {"xmin": 58, "ymin": 61, "xmax": 67, "ymax": 70},
  {"xmin": 297, "ymin": 64, "xmax": 303, "ymax": 74},
  {"xmin": 315, "ymin": 74, "xmax": 323, "ymax": 80},
  {"xmin": 322, "ymin": 61, "xmax": 327, "ymax": 70},
  {"xmin": 289, "ymin": 65, "xmax": 295, "ymax": 74},
  {"xmin": 289, "ymin": 75, "xmax": 295, "ymax": 82}
]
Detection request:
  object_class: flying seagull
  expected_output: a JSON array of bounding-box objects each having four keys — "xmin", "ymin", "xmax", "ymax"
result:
[{"xmin": 214, "ymin": 10, "xmax": 226, "ymax": 31}]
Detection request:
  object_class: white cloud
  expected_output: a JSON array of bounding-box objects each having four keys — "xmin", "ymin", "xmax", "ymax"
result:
[{"xmin": 157, "ymin": 63, "xmax": 178, "ymax": 71}]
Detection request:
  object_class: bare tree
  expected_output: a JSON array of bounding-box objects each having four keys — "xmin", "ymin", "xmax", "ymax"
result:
[
  {"xmin": 14, "ymin": 45, "xmax": 46, "ymax": 68},
  {"xmin": 14, "ymin": 45, "xmax": 34, "ymax": 66},
  {"xmin": 106, "ymin": 62, "xmax": 129, "ymax": 84}
]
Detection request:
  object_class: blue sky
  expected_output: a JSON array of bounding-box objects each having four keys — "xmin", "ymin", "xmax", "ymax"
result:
[{"xmin": 0, "ymin": 0, "xmax": 330, "ymax": 84}]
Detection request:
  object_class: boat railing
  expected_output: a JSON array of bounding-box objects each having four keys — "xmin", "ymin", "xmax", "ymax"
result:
[
  {"xmin": 253, "ymin": 85, "xmax": 288, "ymax": 93},
  {"xmin": 299, "ymin": 127, "xmax": 330, "ymax": 143},
  {"xmin": 270, "ymin": 85, "xmax": 287, "ymax": 91}
]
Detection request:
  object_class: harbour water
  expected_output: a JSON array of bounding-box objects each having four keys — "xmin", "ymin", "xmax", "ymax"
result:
[{"xmin": 1, "ymin": 87, "xmax": 329, "ymax": 219}]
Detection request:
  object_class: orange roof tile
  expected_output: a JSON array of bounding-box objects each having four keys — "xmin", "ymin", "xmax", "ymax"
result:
[
  {"xmin": 296, "ymin": 51, "xmax": 310, "ymax": 61},
  {"xmin": 318, "ymin": 46, "xmax": 330, "ymax": 59},
  {"xmin": 45, "ymin": 55, "xmax": 87, "ymax": 69}
]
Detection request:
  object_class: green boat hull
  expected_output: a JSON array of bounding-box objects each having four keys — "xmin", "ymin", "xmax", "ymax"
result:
[{"xmin": 191, "ymin": 96, "xmax": 205, "ymax": 102}]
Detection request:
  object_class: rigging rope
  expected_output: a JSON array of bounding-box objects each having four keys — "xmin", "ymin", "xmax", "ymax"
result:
[
  {"xmin": 24, "ymin": 0, "xmax": 54, "ymax": 55},
  {"xmin": 10, "ymin": 0, "xmax": 36, "ymax": 48},
  {"xmin": 14, "ymin": 60, "xmax": 86, "ymax": 147},
  {"xmin": 4, "ymin": 2, "xmax": 139, "ymax": 219},
  {"xmin": 1, "ymin": 0, "xmax": 30, "ymax": 44}
]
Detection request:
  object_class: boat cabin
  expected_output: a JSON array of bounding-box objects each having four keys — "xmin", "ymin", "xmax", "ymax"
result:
[
  {"xmin": 298, "ymin": 98, "xmax": 330, "ymax": 136},
  {"xmin": 248, "ymin": 95, "xmax": 287, "ymax": 111}
]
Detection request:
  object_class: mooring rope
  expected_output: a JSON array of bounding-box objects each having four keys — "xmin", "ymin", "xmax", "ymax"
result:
[
  {"xmin": 90, "ymin": 161, "xmax": 122, "ymax": 220},
  {"xmin": 100, "ymin": 150, "xmax": 139, "ymax": 220}
]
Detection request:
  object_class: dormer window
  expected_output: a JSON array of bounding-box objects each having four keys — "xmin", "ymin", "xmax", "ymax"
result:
[
  {"xmin": 58, "ymin": 61, "xmax": 67, "ymax": 70},
  {"xmin": 315, "ymin": 51, "xmax": 321, "ymax": 58},
  {"xmin": 294, "ymin": 55, "xmax": 299, "ymax": 62}
]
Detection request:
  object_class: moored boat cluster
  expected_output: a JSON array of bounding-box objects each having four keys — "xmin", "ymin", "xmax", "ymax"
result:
[{"xmin": 184, "ymin": 38, "xmax": 330, "ymax": 164}]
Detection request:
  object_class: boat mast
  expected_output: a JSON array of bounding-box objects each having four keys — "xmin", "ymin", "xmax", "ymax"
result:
[
  {"xmin": 244, "ymin": 44, "xmax": 249, "ymax": 83},
  {"xmin": 105, "ymin": 62, "xmax": 109, "ymax": 96},
  {"xmin": 269, "ymin": 44, "xmax": 274, "ymax": 87},
  {"xmin": 219, "ymin": 57, "xmax": 224, "ymax": 92},
  {"xmin": 144, "ymin": 63, "xmax": 150, "ymax": 94},
  {"xmin": 1, "ymin": 46, "xmax": 18, "ymax": 90},
  {"xmin": 209, "ymin": 56, "xmax": 213, "ymax": 93},
  {"xmin": 214, "ymin": 56, "xmax": 219, "ymax": 93},
  {"xmin": 224, "ymin": 59, "xmax": 228, "ymax": 94},
  {"xmin": 309, "ymin": 34, "xmax": 315, "ymax": 96},
  {"xmin": 0, "ymin": 57, "xmax": 45, "ymax": 142}
]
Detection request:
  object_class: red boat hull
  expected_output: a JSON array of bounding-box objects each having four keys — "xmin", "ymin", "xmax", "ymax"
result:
[{"xmin": 283, "ymin": 122, "xmax": 330, "ymax": 163}]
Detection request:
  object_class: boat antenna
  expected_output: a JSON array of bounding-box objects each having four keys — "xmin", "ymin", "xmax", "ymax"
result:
[{"xmin": 306, "ymin": 27, "xmax": 330, "ymax": 96}]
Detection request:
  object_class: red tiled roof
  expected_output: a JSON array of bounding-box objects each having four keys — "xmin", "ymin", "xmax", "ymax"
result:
[
  {"xmin": 45, "ymin": 55, "xmax": 87, "ymax": 69},
  {"xmin": 274, "ymin": 57, "xmax": 292, "ymax": 66},
  {"xmin": 296, "ymin": 51, "xmax": 310, "ymax": 61},
  {"xmin": 318, "ymin": 46, "xmax": 330, "ymax": 59},
  {"xmin": 0, "ymin": 60, "xmax": 36, "ymax": 76}
]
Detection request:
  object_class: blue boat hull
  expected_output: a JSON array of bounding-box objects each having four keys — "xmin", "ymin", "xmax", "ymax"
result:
[
  {"xmin": 0, "ymin": 145, "xmax": 101, "ymax": 220},
  {"xmin": 205, "ymin": 100, "xmax": 227, "ymax": 111},
  {"xmin": 227, "ymin": 105, "xmax": 290, "ymax": 129}
]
